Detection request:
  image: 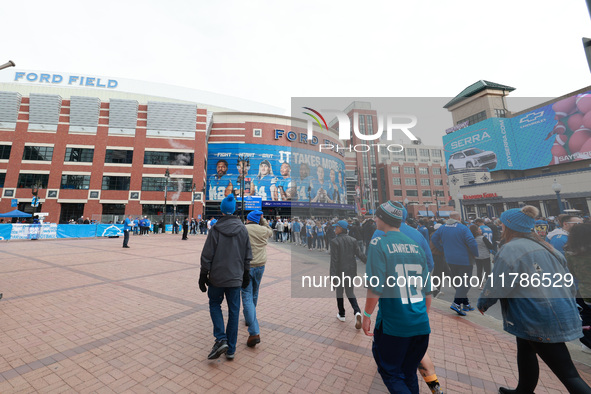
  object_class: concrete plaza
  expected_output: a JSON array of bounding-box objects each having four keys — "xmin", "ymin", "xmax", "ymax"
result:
[{"xmin": 1, "ymin": 234, "xmax": 591, "ymax": 393}]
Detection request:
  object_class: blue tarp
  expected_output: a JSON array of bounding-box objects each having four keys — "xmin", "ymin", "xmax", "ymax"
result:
[
  {"xmin": 0, "ymin": 223, "xmax": 125, "ymax": 241},
  {"xmin": 56, "ymin": 224, "xmax": 97, "ymax": 239}
]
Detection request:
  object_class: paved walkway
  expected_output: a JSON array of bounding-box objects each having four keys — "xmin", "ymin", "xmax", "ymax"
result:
[{"xmin": 1, "ymin": 235, "xmax": 591, "ymax": 393}]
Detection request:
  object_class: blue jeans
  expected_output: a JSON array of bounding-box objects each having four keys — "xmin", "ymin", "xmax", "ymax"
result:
[
  {"xmin": 241, "ymin": 265, "xmax": 265, "ymax": 336},
  {"xmin": 208, "ymin": 285, "xmax": 241, "ymax": 354},
  {"xmin": 316, "ymin": 235, "xmax": 324, "ymax": 249},
  {"xmin": 372, "ymin": 326, "xmax": 429, "ymax": 393},
  {"xmin": 449, "ymin": 264, "xmax": 473, "ymax": 305}
]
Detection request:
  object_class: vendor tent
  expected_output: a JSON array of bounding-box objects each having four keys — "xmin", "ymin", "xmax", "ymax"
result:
[{"xmin": 0, "ymin": 209, "xmax": 32, "ymax": 218}]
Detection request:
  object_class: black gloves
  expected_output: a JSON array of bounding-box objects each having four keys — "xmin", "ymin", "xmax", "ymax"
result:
[
  {"xmin": 242, "ymin": 269, "xmax": 251, "ymax": 289},
  {"xmin": 199, "ymin": 268, "xmax": 210, "ymax": 293}
]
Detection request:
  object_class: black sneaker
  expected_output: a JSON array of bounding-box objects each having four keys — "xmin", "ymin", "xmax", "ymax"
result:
[
  {"xmin": 498, "ymin": 388, "xmax": 517, "ymax": 394},
  {"xmin": 207, "ymin": 340, "xmax": 228, "ymax": 360},
  {"xmin": 226, "ymin": 352, "xmax": 235, "ymax": 360}
]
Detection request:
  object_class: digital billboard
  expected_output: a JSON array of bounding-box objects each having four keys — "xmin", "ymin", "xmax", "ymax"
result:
[
  {"xmin": 512, "ymin": 92, "xmax": 591, "ymax": 167},
  {"xmin": 443, "ymin": 118, "xmax": 516, "ymax": 172},
  {"xmin": 207, "ymin": 143, "xmax": 352, "ymax": 209},
  {"xmin": 442, "ymin": 91, "xmax": 591, "ymax": 172}
]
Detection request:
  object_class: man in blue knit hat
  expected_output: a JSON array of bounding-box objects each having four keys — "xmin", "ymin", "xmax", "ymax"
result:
[
  {"xmin": 199, "ymin": 193, "xmax": 252, "ymax": 360},
  {"xmin": 362, "ymin": 200, "xmax": 432, "ymax": 393}
]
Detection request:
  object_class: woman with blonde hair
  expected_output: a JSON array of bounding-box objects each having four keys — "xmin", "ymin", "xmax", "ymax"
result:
[{"xmin": 478, "ymin": 206, "xmax": 591, "ymax": 394}]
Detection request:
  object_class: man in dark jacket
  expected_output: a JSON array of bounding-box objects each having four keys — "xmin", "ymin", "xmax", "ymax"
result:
[
  {"xmin": 349, "ymin": 220, "xmax": 364, "ymax": 253},
  {"xmin": 330, "ymin": 220, "xmax": 367, "ymax": 329},
  {"xmin": 199, "ymin": 194, "xmax": 252, "ymax": 360},
  {"xmin": 362, "ymin": 218, "xmax": 376, "ymax": 253},
  {"xmin": 181, "ymin": 217, "xmax": 189, "ymax": 240}
]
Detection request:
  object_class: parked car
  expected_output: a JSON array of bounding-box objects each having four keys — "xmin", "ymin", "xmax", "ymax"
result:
[{"xmin": 447, "ymin": 148, "xmax": 497, "ymax": 172}]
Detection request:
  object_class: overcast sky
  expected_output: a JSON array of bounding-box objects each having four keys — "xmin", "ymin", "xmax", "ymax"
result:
[{"xmin": 4, "ymin": 0, "xmax": 591, "ymax": 144}]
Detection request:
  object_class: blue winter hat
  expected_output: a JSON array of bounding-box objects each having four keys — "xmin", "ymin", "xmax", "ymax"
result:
[
  {"xmin": 247, "ymin": 210, "xmax": 263, "ymax": 224},
  {"xmin": 376, "ymin": 201, "xmax": 404, "ymax": 226},
  {"xmin": 332, "ymin": 220, "xmax": 348, "ymax": 230},
  {"xmin": 500, "ymin": 206, "xmax": 538, "ymax": 233},
  {"xmin": 220, "ymin": 193, "xmax": 236, "ymax": 215}
]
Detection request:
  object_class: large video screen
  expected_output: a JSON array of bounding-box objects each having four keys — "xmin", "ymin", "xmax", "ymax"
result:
[
  {"xmin": 207, "ymin": 144, "xmax": 350, "ymax": 208},
  {"xmin": 442, "ymin": 91, "xmax": 591, "ymax": 172}
]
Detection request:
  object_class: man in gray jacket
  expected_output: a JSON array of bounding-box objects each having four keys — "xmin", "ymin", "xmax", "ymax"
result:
[
  {"xmin": 199, "ymin": 193, "xmax": 252, "ymax": 360},
  {"xmin": 242, "ymin": 211, "xmax": 273, "ymax": 347}
]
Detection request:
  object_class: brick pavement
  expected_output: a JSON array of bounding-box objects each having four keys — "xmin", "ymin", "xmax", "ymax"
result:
[{"xmin": 1, "ymin": 234, "xmax": 591, "ymax": 393}]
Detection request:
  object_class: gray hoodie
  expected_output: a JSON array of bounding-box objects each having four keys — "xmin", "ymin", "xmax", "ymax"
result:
[{"xmin": 200, "ymin": 215, "xmax": 252, "ymax": 287}]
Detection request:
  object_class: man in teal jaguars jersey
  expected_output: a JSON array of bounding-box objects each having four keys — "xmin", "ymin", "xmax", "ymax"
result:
[{"xmin": 362, "ymin": 200, "xmax": 432, "ymax": 393}]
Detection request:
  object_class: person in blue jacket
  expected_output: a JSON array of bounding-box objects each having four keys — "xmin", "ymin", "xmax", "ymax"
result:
[
  {"xmin": 431, "ymin": 211, "xmax": 478, "ymax": 316},
  {"xmin": 478, "ymin": 206, "xmax": 590, "ymax": 394},
  {"xmin": 122, "ymin": 214, "xmax": 134, "ymax": 248},
  {"xmin": 133, "ymin": 217, "xmax": 140, "ymax": 235},
  {"xmin": 546, "ymin": 214, "xmax": 583, "ymax": 256},
  {"xmin": 417, "ymin": 219, "xmax": 429, "ymax": 242}
]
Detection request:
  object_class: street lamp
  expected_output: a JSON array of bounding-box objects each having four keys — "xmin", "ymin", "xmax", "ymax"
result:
[
  {"xmin": 308, "ymin": 185, "xmax": 312, "ymax": 218},
  {"xmin": 457, "ymin": 192, "xmax": 464, "ymax": 222},
  {"xmin": 0, "ymin": 60, "xmax": 15, "ymax": 71},
  {"xmin": 163, "ymin": 168, "xmax": 170, "ymax": 233},
  {"xmin": 552, "ymin": 179, "xmax": 564, "ymax": 215},
  {"xmin": 191, "ymin": 182, "xmax": 196, "ymax": 220},
  {"xmin": 238, "ymin": 155, "xmax": 250, "ymax": 222},
  {"xmin": 173, "ymin": 205, "xmax": 177, "ymax": 234},
  {"xmin": 31, "ymin": 182, "xmax": 41, "ymax": 214},
  {"xmin": 201, "ymin": 185, "xmax": 206, "ymax": 217},
  {"xmin": 435, "ymin": 194, "xmax": 439, "ymax": 218}
]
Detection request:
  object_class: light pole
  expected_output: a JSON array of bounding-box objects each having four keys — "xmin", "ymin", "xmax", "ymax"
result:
[
  {"xmin": 238, "ymin": 155, "xmax": 250, "ymax": 222},
  {"xmin": 201, "ymin": 185, "xmax": 206, "ymax": 218},
  {"xmin": 457, "ymin": 192, "xmax": 464, "ymax": 222},
  {"xmin": 31, "ymin": 182, "xmax": 41, "ymax": 215},
  {"xmin": 435, "ymin": 194, "xmax": 439, "ymax": 218},
  {"xmin": 191, "ymin": 182, "xmax": 196, "ymax": 220},
  {"xmin": 163, "ymin": 168, "xmax": 170, "ymax": 233},
  {"xmin": 552, "ymin": 179, "xmax": 564, "ymax": 215},
  {"xmin": 308, "ymin": 185, "xmax": 312, "ymax": 218},
  {"xmin": 173, "ymin": 205, "xmax": 177, "ymax": 233}
]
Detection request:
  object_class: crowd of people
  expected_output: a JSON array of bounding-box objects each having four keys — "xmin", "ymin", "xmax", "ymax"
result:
[
  {"xmin": 193, "ymin": 197, "xmax": 591, "ymax": 393},
  {"xmin": 107, "ymin": 197, "xmax": 591, "ymax": 393}
]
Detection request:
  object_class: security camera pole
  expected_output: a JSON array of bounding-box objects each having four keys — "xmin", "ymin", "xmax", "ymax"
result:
[{"xmin": 0, "ymin": 60, "xmax": 15, "ymax": 71}]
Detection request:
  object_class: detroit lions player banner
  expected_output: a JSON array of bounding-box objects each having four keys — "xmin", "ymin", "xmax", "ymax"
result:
[{"xmin": 206, "ymin": 144, "xmax": 349, "ymax": 208}]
